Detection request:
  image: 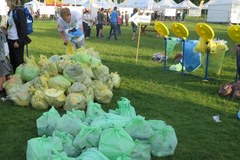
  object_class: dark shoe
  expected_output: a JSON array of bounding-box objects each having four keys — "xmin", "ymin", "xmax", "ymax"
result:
[
  {"xmin": 107, "ymin": 37, "xmax": 110, "ymax": 40},
  {"xmin": 115, "ymin": 38, "xmax": 118, "ymax": 41},
  {"xmin": 0, "ymin": 90, "xmax": 6, "ymax": 98}
]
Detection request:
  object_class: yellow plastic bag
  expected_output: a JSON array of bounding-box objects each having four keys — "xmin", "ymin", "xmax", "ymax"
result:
[{"xmin": 66, "ymin": 41, "xmax": 75, "ymax": 55}]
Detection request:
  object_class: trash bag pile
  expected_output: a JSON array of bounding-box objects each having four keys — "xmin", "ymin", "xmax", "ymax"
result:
[
  {"xmin": 3, "ymin": 48, "xmax": 121, "ymax": 110},
  {"xmin": 26, "ymin": 97, "xmax": 178, "ymax": 160}
]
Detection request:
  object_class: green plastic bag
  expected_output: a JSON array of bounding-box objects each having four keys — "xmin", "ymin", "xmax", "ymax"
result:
[
  {"xmin": 124, "ymin": 116, "xmax": 153, "ymax": 140},
  {"xmin": 86, "ymin": 101, "xmax": 106, "ymax": 119},
  {"xmin": 21, "ymin": 60, "xmax": 41, "ymax": 81},
  {"xmin": 110, "ymin": 97, "xmax": 136, "ymax": 118},
  {"xmin": 52, "ymin": 131, "xmax": 81, "ymax": 157},
  {"xmin": 166, "ymin": 37, "xmax": 181, "ymax": 55},
  {"xmin": 149, "ymin": 125, "xmax": 178, "ymax": 157},
  {"xmin": 146, "ymin": 120, "xmax": 166, "ymax": 131},
  {"xmin": 48, "ymin": 75, "xmax": 71, "ymax": 91},
  {"xmin": 73, "ymin": 125, "xmax": 101, "ymax": 149},
  {"xmin": 73, "ymin": 49, "xmax": 92, "ymax": 66},
  {"xmin": 26, "ymin": 136, "xmax": 63, "ymax": 160},
  {"xmin": 15, "ymin": 64, "xmax": 24, "ymax": 75},
  {"xmin": 130, "ymin": 140, "xmax": 151, "ymax": 160},
  {"xmin": 116, "ymin": 155, "xmax": 132, "ymax": 160},
  {"xmin": 49, "ymin": 150, "xmax": 76, "ymax": 160},
  {"xmin": 99, "ymin": 126, "xmax": 135, "ymax": 160},
  {"xmin": 77, "ymin": 148, "xmax": 109, "ymax": 160},
  {"xmin": 56, "ymin": 111, "xmax": 83, "ymax": 136},
  {"xmin": 90, "ymin": 113, "xmax": 130, "ymax": 129},
  {"xmin": 36, "ymin": 107, "xmax": 61, "ymax": 136}
]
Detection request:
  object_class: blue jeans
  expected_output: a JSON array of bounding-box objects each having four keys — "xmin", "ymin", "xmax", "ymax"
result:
[{"xmin": 108, "ymin": 22, "xmax": 118, "ymax": 40}]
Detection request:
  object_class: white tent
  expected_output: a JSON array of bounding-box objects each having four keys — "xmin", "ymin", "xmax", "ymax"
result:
[
  {"xmin": 0, "ymin": 0, "xmax": 8, "ymax": 16},
  {"xmin": 207, "ymin": 0, "xmax": 240, "ymax": 23},
  {"xmin": 61, "ymin": 0, "xmax": 113, "ymax": 9},
  {"xmin": 0, "ymin": 0, "xmax": 8, "ymax": 26},
  {"xmin": 202, "ymin": 0, "xmax": 218, "ymax": 10},
  {"xmin": 118, "ymin": 0, "xmax": 154, "ymax": 9},
  {"xmin": 93, "ymin": 0, "xmax": 114, "ymax": 9},
  {"xmin": 173, "ymin": 0, "xmax": 198, "ymax": 9},
  {"xmin": 153, "ymin": 0, "xmax": 177, "ymax": 9},
  {"xmin": 61, "ymin": 0, "xmax": 90, "ymax": 6},
  {"xmin": 24, "ymin": 0, "xmax": 45, "ymax": 12}
]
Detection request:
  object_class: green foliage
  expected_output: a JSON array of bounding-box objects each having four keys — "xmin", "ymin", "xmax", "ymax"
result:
[{"xmin": 0, "ymin": 19, "xmax": 240, "ymax": 160}]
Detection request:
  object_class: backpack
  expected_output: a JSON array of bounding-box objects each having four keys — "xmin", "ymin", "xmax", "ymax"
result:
[{"xmin": 13, "ymin": 7, "xmax": 33, "ymax": 35}]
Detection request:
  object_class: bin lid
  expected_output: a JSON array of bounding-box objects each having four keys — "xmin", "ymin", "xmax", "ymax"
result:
[
  {"xmin": 228, "ymin": 25, "xmax": 240, "ymax": 43},
  {"xmin": 154, "ymin": 21, "xmax": 169, "ymax": 38},
  {"xmin": 195, "ymin": 23, "xmax": 214, "ymax": 42},
  {"xmin": 172, "ymin": 22, "xmax": 189, "ymax": 40}
]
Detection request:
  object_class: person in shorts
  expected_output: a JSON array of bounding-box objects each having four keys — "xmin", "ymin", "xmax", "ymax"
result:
[
  {"xmin": 96, "ymin": 8, "xmax": 105, "ymax": 38},
  {"xmin": 0, "ymin": 15, "xmax": 12, "ymax": 97},
  {"xmin": 57, "ymin": 8, "xmax": 85, "ymax": 50},
  {"xmin": 131, "ymin": 8, "xmax": 138, "ymax": 41}
]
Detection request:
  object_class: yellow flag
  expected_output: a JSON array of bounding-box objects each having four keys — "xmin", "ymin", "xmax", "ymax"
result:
[{"xmin": 199, "ymin": 0, "xmax": 204, "ymax": 9}]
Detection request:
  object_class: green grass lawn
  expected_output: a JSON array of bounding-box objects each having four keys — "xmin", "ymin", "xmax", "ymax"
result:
[{"xmin": 1, "ymin": 17, "xmax": 240, "ymax": 160}]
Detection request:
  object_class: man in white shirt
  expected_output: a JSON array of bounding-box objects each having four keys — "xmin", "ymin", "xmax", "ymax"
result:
[{"xmin": 57, "ymin": 8, "xmax": 85, "ymax": 50}]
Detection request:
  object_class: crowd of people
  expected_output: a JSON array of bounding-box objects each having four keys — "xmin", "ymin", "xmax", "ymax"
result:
[{"xmin": 57, "ymin": 6, "xmax": 138, "ymax": 47}]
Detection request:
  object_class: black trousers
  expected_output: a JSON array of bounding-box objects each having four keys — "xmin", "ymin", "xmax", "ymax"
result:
[
  {"xmin": 7, "ymin": 39, "xmax": 24, "ymax": 73},
  {"xmin": 96, "ymin": 24, "xmax": 100, "ymax": 37},
  {"xmin": 83, "ymin": 22, "xmax": 91, "ymax": 38}
]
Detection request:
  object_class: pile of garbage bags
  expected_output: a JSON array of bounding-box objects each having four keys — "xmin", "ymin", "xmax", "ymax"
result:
[
  {"xmin": 26, "ymin": 97, "xmax": 178, "ymax": 160},
  {"xmin": 3, "ymin": 48, "xmax": 121, "ymax": 110}
]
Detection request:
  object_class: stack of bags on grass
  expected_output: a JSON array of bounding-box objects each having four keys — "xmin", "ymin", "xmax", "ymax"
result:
[
  {"xmin": 26, "ymin": 97, "xmax": 178, "ymax": 160},
  {"xmin": 3, "ymin": 48, "xmax": 121, "ymax": 110}
]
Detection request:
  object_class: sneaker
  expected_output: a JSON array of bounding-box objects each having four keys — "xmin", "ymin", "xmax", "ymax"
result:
[{"xmin": 0, "ymin": 90, "xmax": 6, "ymax": 98}]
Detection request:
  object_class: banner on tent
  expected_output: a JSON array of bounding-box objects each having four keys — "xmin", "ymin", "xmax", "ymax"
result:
[
  {"xmin": 39, "ymin": 6, "xmax": 55, "ymax": 15},
  {"xmin": 189, "ymin": 9, "xmax": 201, "ymax": 17},
  {"xmin": 165, "ymin": 9, "xmax": 176, "ymax": 17}
]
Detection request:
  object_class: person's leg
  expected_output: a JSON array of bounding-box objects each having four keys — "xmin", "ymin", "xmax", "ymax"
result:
[
  {"xmin": 83, "ymin": 22, "xmax": 88, "ymax": 37},
  {"xmin": 88, "ymin": 27, "xmax": 91, "ymax": 37},
  {"xmin": 131, "ymin": 24, "xmax": 137, "ymax": 40},
  {"xmin": 0, "ymin": 76, "xmax": 6, "ymax": 91},
  {"xmin": 108, "ymin": 23, "xmax": 114, "ymax": 39},
  {"xmin": 113, "ymin": 23, "xmax": 118, "ymax": 40},
  {"xmin": 98, "ymin": 24, "xmax": 103, "ymax": 38},
  {"xmin": 8, "ymin": 40, "xmax": 24, "ymax": 73},
  {"xmin": 96, "ymin": 24, "xmax": 99, "ymax": 37}
]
